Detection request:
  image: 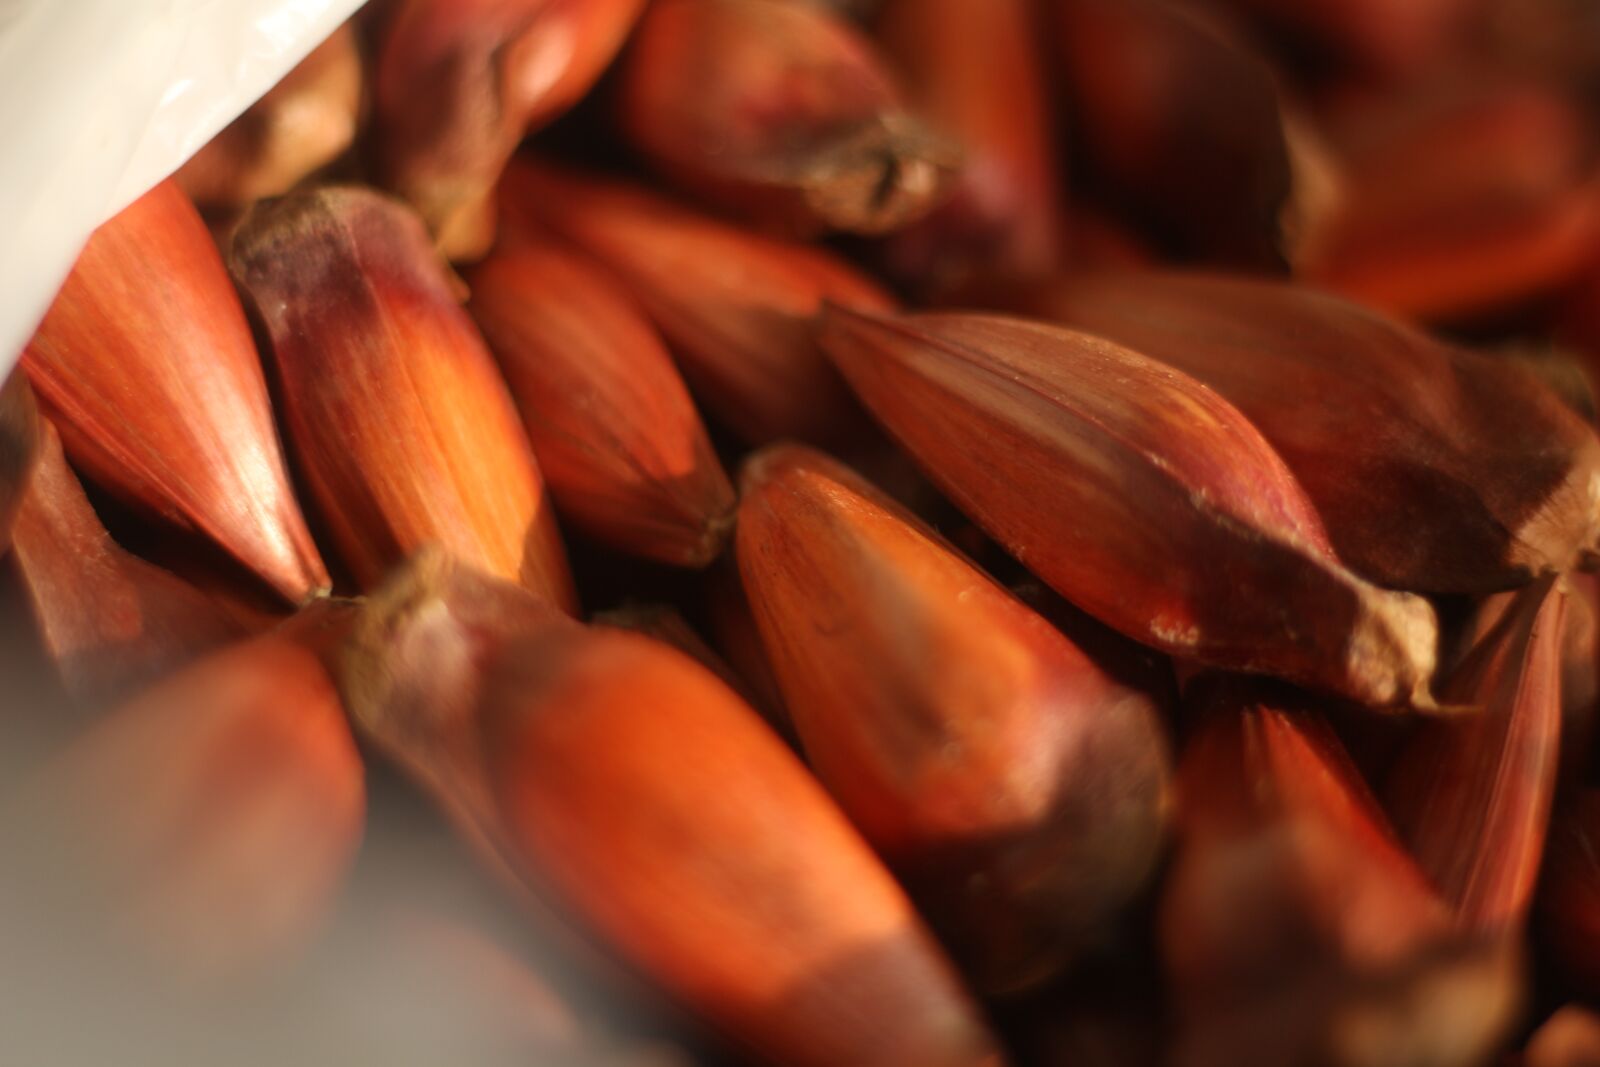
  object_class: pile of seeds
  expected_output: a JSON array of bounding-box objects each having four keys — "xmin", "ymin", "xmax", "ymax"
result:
[{"xmin": 2, "ymin": 1, "xmax": 1599, "ymax": 1064}]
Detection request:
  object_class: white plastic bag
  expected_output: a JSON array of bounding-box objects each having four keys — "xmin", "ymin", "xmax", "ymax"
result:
[{"xmin": 0, "ymin": 0, "xmax": 368, "ymax": 376}]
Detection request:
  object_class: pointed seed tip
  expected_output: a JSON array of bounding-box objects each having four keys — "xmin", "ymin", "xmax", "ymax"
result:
[
  {"xmin": 689, "ymin": 504, "xmax": 739, "ymax": 569},
  {"xmin": 350, "ymin": 546, "xmax": 459, "ymax": 656},
  {"xmin": 738, "ymin": 441, "xmax": 809, "ymax": 497},
  {"xmin": 339, "ymin": 547, "xmax": 457, "ymax": 733},
  {"xmin": 297, "ymin": 583, "xmax": 338, "ymax": 609}
]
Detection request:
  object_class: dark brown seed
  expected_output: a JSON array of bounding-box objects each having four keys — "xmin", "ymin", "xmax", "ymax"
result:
[
  {"xmin": 615, "ymin": 0, "xmax": 959, "ymax": 236},
  {"xmin": 816, "ymin": 305, "xmax": 1443, "ymax": 709},
  {"xmin": 984, "ymin": 271, "xmax": 1600, "ymax": 594}
]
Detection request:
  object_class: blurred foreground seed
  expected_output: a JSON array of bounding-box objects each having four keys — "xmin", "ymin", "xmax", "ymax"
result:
[
  {"xmin": 3, "ymin": 615, "xmax": 365, "ymax": 982},
  {"xmin": 344, "ymin": 550, "xmax": 1006, "ymax": 1067},
  {"xmin": 592, "ymin": 602, "xmax": 769, "ymax": 720},
  {"xmin": 483, "ymin": 626, "xmax": 1007, "ymax": 1067},
  {"xmin": 373, "ymin": 0, "xmax": 647, "ymax": 259},
  {"xmin": 22, "ymin": 180, "xmax": 329, "ymax": 603},
  {"xmin": 990, "ymin": 271, "xmax": 1600, "ymax": 594},
  {"xmin": 230, "ymin": 186, "xmax": 577, "ymax": 612},
  {"xmin": 339, "ymin": 552, "xmax": 620, "ymax": 977},
  {"xmin": 817, "ymin": 306, "xmax": 1443, "ymax": 709},
  {"xmin": 371, "ymin": 906, "xmax": 584, "ymax": 1055},
  {"xmin": 365, "ymin": 909, "xmax": 691, "ymax": 1065},
  {"xmin": 616, "ymin": 0, "xmax": 959, "ymax": 236},
  {"xmin": 501, "ymin": 161, "xmax": 893, "ymax": 445},
  {"xmin": 736, "ymin": 443, "xmax": 1171, "ymax": 994},
  {"xmin": 467, "ymin": 242, "xmax": 735, "ymax": 568},
  {"xmin": 1520, "ymin": 1005, "xmax": 1600, "ymax": 1067},
  {"xmin": 361, "ymin": 910, "xmax": 710, "ymax": 1066}
]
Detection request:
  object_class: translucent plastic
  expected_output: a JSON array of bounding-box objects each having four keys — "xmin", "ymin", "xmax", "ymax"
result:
[{"xmin": 0, "ymin": 0, "xmax": 367, "ymax": 375}]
